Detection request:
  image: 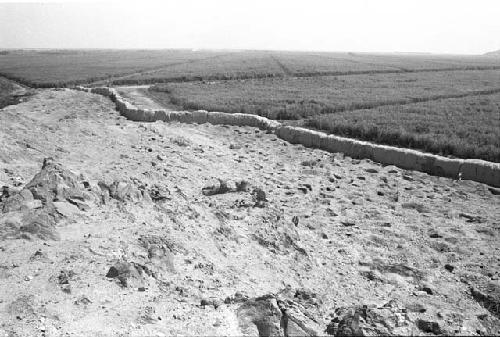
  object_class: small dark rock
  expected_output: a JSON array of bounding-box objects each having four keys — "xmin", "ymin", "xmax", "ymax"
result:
[
  {"xmin": 202, "ymin": 179, "xmax": 230, "ymax": 196},
  {"xmin": 444, "ymin": 264, "xmax": 455, "ymax": 273},
  {"xmin": 416, "ymin": 319, "xmax": 442, "ymax": 335},
  {"xmin": 420, "ymin": 286, "xmax": 434, "ymax": 295},
  {"xmin": 74, "ymin": 296, "xmax": 91, "ymax": 305},
  {"xmin": 57, "ymin": 270, "xmax": 75, "ymax": 285},
  {"xmin": 201, "ymin": 298, "xmax": 221, "ymax": 309},
  {"xmin": 106, "ymin": 261, "xmax": 145, "ymax": 288}
]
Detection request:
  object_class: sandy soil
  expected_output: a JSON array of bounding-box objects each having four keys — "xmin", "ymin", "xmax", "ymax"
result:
[
  {"xmin": 116, "ymin": 86, "xmax": 166, "ymax": 110},
  {"xmin": 0, "ymin": 89, "xmax": 499, "ymax": 336}
]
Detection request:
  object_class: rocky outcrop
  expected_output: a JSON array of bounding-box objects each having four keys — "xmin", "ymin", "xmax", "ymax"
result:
[
  {"xmin": 0, "ymin": 158, "xmax": 95, "ymax": 240},
  {"xmin": 325, "ymin": 302, "xmax": 415, "ymax": 336},
  {"xmin": 236, "ymin": 293, "xmax": 322, "ymax": 337},
  {"xmin": 0, "ymin": 158, "xmax": 160, "ymax": 240}
]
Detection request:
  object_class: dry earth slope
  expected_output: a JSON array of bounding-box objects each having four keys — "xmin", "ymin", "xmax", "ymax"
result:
[{"xmin": 0, "ymin": 89, "xmax": 499, "ymax": 336}]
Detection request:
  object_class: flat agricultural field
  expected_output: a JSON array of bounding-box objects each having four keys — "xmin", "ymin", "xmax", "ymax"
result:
[
  {"xmin": 2, "ymin": 49, "xmax": 500, "ymax": 87},
  {"xmin": 148, "ymin": 70, "xmax": 500, "ymax": 119},
  {"xmin": 307, "ymin": 93, "xmax": 500, "ymax": 162},
  {"xmin": 146, "ymin": 69, "xmax": 500, "ymax": 161},
  {"xmin": 0, "ymin": 49, "xmax": 226, "ymax": 87}
]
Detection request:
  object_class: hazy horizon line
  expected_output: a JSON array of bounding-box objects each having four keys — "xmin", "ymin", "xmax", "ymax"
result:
[{"xmin": 0, "ymin": 47, "xmax": 497, "ymax": 57}]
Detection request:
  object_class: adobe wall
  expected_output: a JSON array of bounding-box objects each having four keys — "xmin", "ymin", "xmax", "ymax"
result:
[{"xmin": 78, "ymin": 86, "xmax": 500, "ymax": 187}]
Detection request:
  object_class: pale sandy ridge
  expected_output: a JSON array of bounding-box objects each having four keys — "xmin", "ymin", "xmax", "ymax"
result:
[{"xmin": 0, "ymin": 89, "xmax": 499, "ymax": 336}]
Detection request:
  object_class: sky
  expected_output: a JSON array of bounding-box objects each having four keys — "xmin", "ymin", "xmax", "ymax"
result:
[{"xmin": 0, "ymin": 0, "xmax": 499, "ymax": 54}]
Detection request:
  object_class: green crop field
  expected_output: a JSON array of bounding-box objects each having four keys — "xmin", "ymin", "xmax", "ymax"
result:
[
  {"xmin": 147, "ymin": 69, "xmax": 500, "ymax": 162},
  {"xmin": 149, "ymin": 70, "xmax": 500, "ymax": 119},
  {"xmin": 0, "ymin": 49, "xmax": 225, "ymax": 87},
  {"xmin": 306, "ymin": 93, "xmax": 500, "ymax": 162},
  {"xmin": 2, "ymin": 49, "xmax": 500, "ymax": 87}
]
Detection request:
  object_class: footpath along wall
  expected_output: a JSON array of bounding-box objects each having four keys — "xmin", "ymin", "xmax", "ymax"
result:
[{"xmin": 75, "ymin": 86, "xmax": 500, "ymax": 187}]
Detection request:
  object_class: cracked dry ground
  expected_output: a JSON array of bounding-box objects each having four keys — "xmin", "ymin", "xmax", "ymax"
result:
[{"xmin": 0, "ymin": 89, "xmax": 499, "ymax": 336}]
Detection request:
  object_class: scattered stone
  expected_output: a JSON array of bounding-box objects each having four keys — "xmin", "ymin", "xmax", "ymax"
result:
[
  {"xmin": 224, "ymin": 291, "xmax": 249, "ymax": 304},
  {"xmin": 298, "ymin": 187, "xmax": 309, "ymax": 194},
  {"xmin": 252, "ymin": 187, "xmax": 267, "ymax": 207},
  {"xmin": 302, "ymin": 183, "xmax": 312, "ymax": 191},
  {"xmin": 235, "ymin": 180, "xmax": 249, "ymax": 192},
  {"xmin": 57, "ymin": 270, "xmax": 75, "ymax": 285},
  {"xmin": 341, "ymin": 221, "xmax": 355, "ymax": 227},
  {"xmin": 444, "ymin": 264, "xmax": 455, "ymax": 273},
  {"xmin": 106, "ymin": 261, "xmax": 147, "ymax": 288},
  {"xmin": 0, "ymin": 185, "xmax": 11, "ymax": 202},
  {"xmin": 470, "ymin": 282, "xmax": 500, "ymax": 319},
  {"xmin": 406, "ymin": 303, "xmax": 427, "ymax": 313},
  {"xmin": 301, "ymin": 159, "xmax": 319, "ymax": 167},
  {"xmin": 293, "ymin": 288, "xmax": 321, "ymax": 308},
  {"xmin": 202, "ymin": 179, "xmax": 230, "ymax": 196},
  {"xmin": 148, "ymin": 184, "xmax": 169, "ymax": 202},
  {"xmin": 365, "ymin": 168, "xmax": 378, "ymax": 173},
  {"xmin": 200, "ymin": 298, "xmax": 221, "ymax": 309},
  {"xmin": 74, "ymin": 296, "xmax": 91, "ymax": 306},
  {"xmin": 29, "ymin": 249, "xmax": 46, "ymax": 261},
  {"xmin": 420, "ymin": 285, "xmax": 434, "ymax": 295},
  {"xmin": 326, "ymin": 301, "xmax": 412, "ymax": 336},
  {"xmin": 170, "ymin": 136, "xmax": 191, "ymax": 147},
  {"xmin": 101, "ymin": 180, "xmax": 142, "ymax": 202},
  {"xmin": 459, "ymin": 213, "xmax": 486, "ymax": 223},
  {"xmin": 416, "ymin": 319, "xmax": 443, "ymax": 335},
  {"xmin": 428, "ymin": 231, "xmax": 443, "ymax": 239},
  {"xmin": 401, "ymin": 202, "xmax": 429, "ymax": 214}
]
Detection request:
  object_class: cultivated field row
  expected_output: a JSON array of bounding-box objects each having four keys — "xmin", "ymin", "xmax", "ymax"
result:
[
  {"xmin": 306, "ymin": 91, "xmax": 500, "ymax": 163},
  {"xmin": 109, "ymin": 65, "xmax": 500, "ymax": 86},
  {"xmin": 2, "ymin": 49, "xmax": 500, "ymax": 87},
  {"xmin": 146, "ymin": 69, "xmax": 500, "ymax": 162},
  {"xmin": 74, "ymin": 86, "xmax": 500, "ymax": 188}
]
